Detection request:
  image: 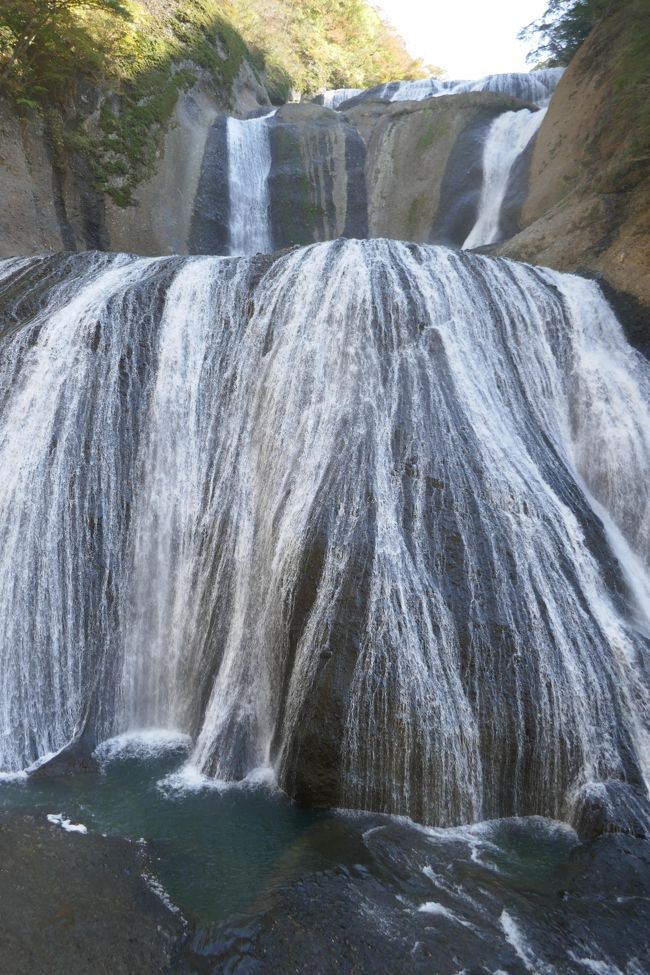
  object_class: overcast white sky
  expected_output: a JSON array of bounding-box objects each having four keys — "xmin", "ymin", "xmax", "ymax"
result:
[{"xmin": 373, "ymin": 0, "xmax": 550, "ymax": 78}]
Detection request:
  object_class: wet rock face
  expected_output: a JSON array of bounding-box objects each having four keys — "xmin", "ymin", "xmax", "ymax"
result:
[
  {"xmin": 345, "ymin": 92, "xmax": 536, "ymax": 247},
  {"xmin": 498, "ymin": 4, "xmax": 650, "ymax": 309},
  {"xmin": 204, "ymin": 91, "xmax": 539, "ymax": 257},
  {"xmin": 189, "ymin": 115, "xmax": 231, "ymax": 256},
  {"xmin": 268, "ymin": 104, "xmax": 367, "ymax": 249},
  {"xmin": 188, "ymin": 816, "xmax": 650, "ymax": 975},
  {"xmin": 597, "ymin": 277, "xmax": 650, "ymax": 359},
  {"xmin": 29, "ymin": 738, "xmax": 99, "ymax": 778},
  {"xmin": 428, "ymin": 112, "xmax": 495, "ymax": 245},
  {"xmin": 572, "ymin": 780, "xmax": 650, "ymax": 841},
  {"xmin": 276, "ymin": 529, "xmax": 375, "ymax": 809},
  {"xmin": 0, "ymin": 812, "xmax": 185, "ymax": 975}
]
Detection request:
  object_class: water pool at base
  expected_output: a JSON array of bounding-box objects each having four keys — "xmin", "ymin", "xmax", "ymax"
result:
[
  {"xmin": 0, "ymin": 732, "xmax": 579, "ymax": 927},
  {"xmin": 1, "ymin": 734, "xmax": 647, "ymax": 974},
  {"xmin": 0, "ymin": 733, "xmax": 325, "ymax": 924}
]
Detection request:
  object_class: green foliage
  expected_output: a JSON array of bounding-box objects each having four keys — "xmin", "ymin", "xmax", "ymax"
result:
[
  {"xmin": 0, "ymin": 0, "xmax": 131, "ymax": 95},
  {"xmin": 519, "ymin": 0, "xmax": 610, "ymax": 67},
  {"xmin": 1, "ymin": 0, "xmax": 424, "ymax": 104},
  {"xmin": 223, "ymin": 0, "xmax": 430, "ymax": 100},
  {"xmin": 0, "ymin": 0, "xmax": 266, "ymax": 203},
  {"xmin": 0, "ymin": 0, "xmax": 429, "ymax": 205}
]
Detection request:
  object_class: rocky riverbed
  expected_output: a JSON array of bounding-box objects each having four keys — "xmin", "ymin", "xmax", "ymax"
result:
[
  {"xmin": 0, "ymin": 810, "xmax": 186, "ymax": 975},
  {"xmin": 3, "ymin": 803, "xmax": 649, "ymax": 975}
]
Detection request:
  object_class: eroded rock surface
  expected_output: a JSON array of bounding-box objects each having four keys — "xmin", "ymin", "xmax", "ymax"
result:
[
  {"xmin": 187, "ymin": 816, "xmax": 650, "ymax": 975},
  {"xmin": 0, "ymin": 811, "xmax": 185, "ymax": 975},
  {"xmin": 345, "ymin": 92, "xmax": 534, "ymax": 246},
  {"xmin": 499, "ymin": 5, "xmax": 650, "ymax": 308}
]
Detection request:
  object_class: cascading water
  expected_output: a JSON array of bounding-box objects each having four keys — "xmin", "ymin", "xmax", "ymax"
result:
[
  {"xmin": 227, "ymin": 112, "xmax": 275, "ymax": 255},
  {"xmin": 314, "ymin": 88, "xmax": 363, "ymax": 109},
  {"xmin": 462, "ymin": 107, "xmax": 546, "ymax": 249},
  {"xmin": 318, "ymin": 69, "xmax": 563, "ymax": 253},
  {"xmin": 0, "ymin": 240, "xmax": 648, "ymax": 831},
  {"xmin": 340, "ymin": 68, "xmax": 564, "ymax": 108},
  {"xmin": 447, "ymin": 67, "xmax": 564, "ymax": 104},
  {"xmin": 0, "ymin": 253, "xmax": 163, "ymax": 769}
]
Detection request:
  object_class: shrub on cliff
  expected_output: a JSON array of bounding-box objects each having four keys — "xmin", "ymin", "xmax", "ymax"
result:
[
  {"xmin": 0, "ymin": 0, "xmax": 131, "ymax": 101},
  {"xmin": 0, "ymin": 0, "xmax": 425, "ymax": 106},
  {"xmin": 0, "ymin": 0, "xmax": 426, "ymax": 207}
]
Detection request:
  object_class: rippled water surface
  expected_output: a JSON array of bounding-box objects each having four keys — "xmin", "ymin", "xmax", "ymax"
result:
[
  {"xmin": 0, "ymin": 733, "xmax": 324, "ymax": 923},
  {"xmin": 0, "ymin": 732, "xmax": 581, "ymax": 929}
]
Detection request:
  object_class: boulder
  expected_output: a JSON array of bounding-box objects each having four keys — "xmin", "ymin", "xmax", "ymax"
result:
[{"xmin": 0, "ymin": 812, "xmax": 185, "ymax": 975}]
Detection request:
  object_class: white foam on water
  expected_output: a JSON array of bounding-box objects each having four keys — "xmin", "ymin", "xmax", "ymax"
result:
[
  {"xmin": 362, "ymin": 824, "xmax": 388, "ymax": 841},
  {"xmin": 0, "ymin": 770, "xmax": 28, "ymax": 783},
  {"xmin": 579, "ymin": 962, "xmax": 623, "ymax": 975},
  {"xmin": 46, "ymin": 813, "xmax": 88, "ymax": 834},
  {"xmin": 0, "ymin": 750, "xmax": 61, "ymax": 781},
  {"xmin": 143, "ymin": 872, "xmax": 183, "ymax": 916},
  {"xmin": 418, "ymin": 901, "xmax": 459, "ymax": 920},
  {"xmin": 569, "ymin": 952, "xmax": 649, "ymax": 975},
  {"xmin": 94, "ymin": 729, "xmax": 192, "ymax": 765},
  {"xmin": 416, "ymin": 899, "xmax": 481, "ymax": 936},
  {"xmin": 157, "ymin": 762, "xmax": 277, "ymax": 797}
]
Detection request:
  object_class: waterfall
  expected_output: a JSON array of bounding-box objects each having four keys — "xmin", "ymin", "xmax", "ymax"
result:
[
  {"xmin": 345, "ymin": 69, "xmax": 564, "ymax": 108},
  {"xmin": 462, "ymin": 108, "xmax": 546, "ymax": 249},
  {"xmin": 0, "ymin": 241, "xmax": 648, "ymax": 829},
  {"xmin": 448, "ymin": 68, "xmax": 564, "ymax": 105},
  {"xmin": 227, "ymin": 113, "xmax": 274, "ymax": 256},
  {"xmin": 0, "ymin": 253, "xmax": 163, "ymax": 769},
  {"xmin": 314, "ymin": 88, "xmax": 363, "ymax": 109}
]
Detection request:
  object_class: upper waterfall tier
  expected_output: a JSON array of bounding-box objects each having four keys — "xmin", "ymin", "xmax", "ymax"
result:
[
  {"xmin": 313, "ymin": 88, "xmax": 363, "ymax": 109},
  {"xmin": 191, "ymin": 89, "xmax": 549, "ymax": 257},
  {"xmin": 322, "ymin": 68, "xmax": 564, "ymax": 110},
  {"xmin": 0, "ymin": 241, "xmax": 648, "ymax": 829},
  {"xmin": 462, "ymin": 106, "xmax": 548, "ymax": 249},
  {"xmin": 187, "ymin": 70, "xmax": 565, "ymax": 260}
]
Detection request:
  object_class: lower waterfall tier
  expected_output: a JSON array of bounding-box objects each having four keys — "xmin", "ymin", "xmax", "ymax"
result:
[{"xmin": 0, "ymin": 239, "xmax": 648, "ymax": 829}]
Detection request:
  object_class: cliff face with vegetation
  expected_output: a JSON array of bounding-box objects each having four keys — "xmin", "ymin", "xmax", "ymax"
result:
[
  {"xmin": 0, "ymin": 0, "xmax": 424, "ymax": 256},
  {"xmin": 1, "ymin": 0, "xmax": 648, "ymax": 315},
  {"xmin": 499, "ymin": 0, "xmax": 650, "ymax": 306}
]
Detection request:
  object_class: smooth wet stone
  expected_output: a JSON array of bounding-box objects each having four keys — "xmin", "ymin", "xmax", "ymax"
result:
[
  {"xmin": 189, "ymin": 816, "xmax": 650, "ymax": 975},
  {"xmin": 572, "ymin": 779, "xmax": 650, "ymax": 841},
  {"xmin": 0, "ymin": 811, "xmax": 186, "ymax": 975},
  {"xmin": 30, "ymin": 739, "xmax": 99, "ymax": 779}
]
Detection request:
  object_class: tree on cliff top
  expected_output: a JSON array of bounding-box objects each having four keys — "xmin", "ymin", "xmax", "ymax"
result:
[
  {"xmin": 0, "ymin": 0, "xmax": 426, "ymax": 105},
  {"xmin": 0, "ymin": 0, "xmax": 131, "ymax": 97},
  {"xmin": 519, "ymin": 0, "xmax": 610, "ymax": 66}
]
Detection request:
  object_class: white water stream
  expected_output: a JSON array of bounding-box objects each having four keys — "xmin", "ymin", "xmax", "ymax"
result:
[
  {"xmin": 0, "ymin": 242, "xmax": 648, "ymax": 828},
  {"xmin": 227, "ymin": 112, "xmax": 275, "ymax": 255},
  {"xmin": 463, "ymin": 108, "xmax": 546, "ymax": 249}
]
